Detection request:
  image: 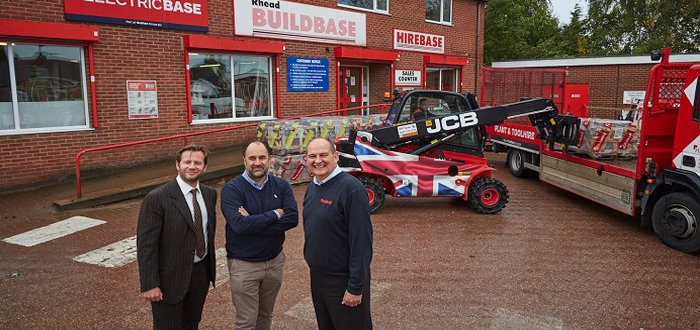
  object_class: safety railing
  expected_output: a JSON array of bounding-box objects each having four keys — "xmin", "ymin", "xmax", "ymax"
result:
[{"xmin": 74, "ymin": 103, "xmax": 391, "ymax": 197}]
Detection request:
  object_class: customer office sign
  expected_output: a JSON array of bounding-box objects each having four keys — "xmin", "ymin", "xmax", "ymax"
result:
[
  {"xmin": 64, "ymin": 0, "xmax": 208, "ymax": 31},
  {"xmin": 235, "ymin": 0, "xmax": 367, "ymax": 46}
]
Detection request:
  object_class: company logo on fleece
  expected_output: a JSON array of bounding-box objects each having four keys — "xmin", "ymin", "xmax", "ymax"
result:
[{"xmin": 320, "ymin": 199, "xmax": 333, "ymax": 205}]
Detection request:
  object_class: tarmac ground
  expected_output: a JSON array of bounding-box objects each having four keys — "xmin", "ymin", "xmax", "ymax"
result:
[{"xmin": 1, "ymin": 152, "xmax": 699, "ymax": 330}]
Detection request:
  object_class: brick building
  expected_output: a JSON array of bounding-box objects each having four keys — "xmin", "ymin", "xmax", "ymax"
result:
[
  {"xmin": 0, "ymin": 0, "xmax": 487, "ymax": 189},
  {"xmin": 492, "ymin": 52, "xmax": 700, "ymax": 119}
]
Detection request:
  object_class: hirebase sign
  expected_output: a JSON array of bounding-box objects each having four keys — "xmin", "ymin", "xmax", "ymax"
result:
[
  {"xmin": 395, "ymin": 70, "xmax": 421, "ymax": 86},
  {"xmin": 394, "ymin": 29, "xmax": 444, "ymax": 54},
  {"xmin": 64, "ymin": 0, "xmax": 208, "ymax": 31},
  {"xmin": 235, "ymin": 0, "xmax": 367, "ymax": 46}
]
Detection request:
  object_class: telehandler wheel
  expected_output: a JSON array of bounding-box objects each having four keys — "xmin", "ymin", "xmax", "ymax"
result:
[
  {"xmin": 359, "ymin": 176, "xmax": 385, "ymax": 214},
  {"xmin": 651, "ymin": 192, "xmax": 700, "ymax": 253},
  {"xmin": 507, "ymin": 149, "xmax": 533, "ymax": 178},
  {"xmin": 468, "ymin": 177, "xmax": 509, "ymax": 214}
]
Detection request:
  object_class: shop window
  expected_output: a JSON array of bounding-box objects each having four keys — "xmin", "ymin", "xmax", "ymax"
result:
[
  {"xmin": 189, "ymin": 53, "xmax": 273, "ymax": 122},
  {"xmin": 426, "ymin": 0, "xmax": 452, "ymax": 24},
  {"xmin": 426, "ymin": 67, "xmax": 459, "ymax": 92},
  {"xmin": 0, "ymin": 42, "xmax": 89, "ymax": 134},
  {"xmin": 339, "ymin": 0, "xmax": 388, "ymax": 13}
]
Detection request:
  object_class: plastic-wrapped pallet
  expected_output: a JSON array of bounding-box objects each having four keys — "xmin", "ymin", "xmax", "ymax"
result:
[
  {"xmin": 571, "ymin": 118, "xmax": 639, "ymax": 158},
  {"xmin": 303, "ymin": 117, "xmax": 353, "ymax": 140},
  {"xmin": 256, "ymin": 120, "xmax": 275, "ymax": 141},
  {"xmin": 300, "ymin": 118, "xmax": 320, "ymax": 149},
  {"xmin": 269, "ymin": 154, "xmax": 312, "ymax": 184},
  {"xmin": 264, "ymin": 119, "xmax": 305, "ymax": 155},
  {"xmin": 366, "ymin": 114, "xmax": 386, "ymax": 130},
  {"xmin": 349, "ymin": 115, "xmax": 369, "ymax": 131}
]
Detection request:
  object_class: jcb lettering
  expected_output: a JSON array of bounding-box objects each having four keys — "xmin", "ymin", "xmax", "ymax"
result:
[
  {"xmin": 426, "ymin": 112, "xmax": 479, "ymax": 134},
  {"xmin": 442, "ymin": 116, "xmax": 459, "ymax": 131},
  {"xmin": 459, "ymin": 112, "xmax": 478, "ymax": 127}
]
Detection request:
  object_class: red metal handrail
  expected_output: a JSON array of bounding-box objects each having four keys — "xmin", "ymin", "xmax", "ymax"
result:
[{"xmin": 75, "ymin": 103, "xmax": 391, "ymax": 197}]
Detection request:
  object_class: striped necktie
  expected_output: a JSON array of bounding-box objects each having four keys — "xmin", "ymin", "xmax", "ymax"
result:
[{"xmin": 191, "ymin": 188, "xmax": 206, "ymax": 259}]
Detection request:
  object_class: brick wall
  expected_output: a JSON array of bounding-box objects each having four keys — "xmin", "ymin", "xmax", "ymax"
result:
[
  {"xmin": 0, "ymin": 0, "xmax": 483, "ymax": 189},
  {"xmin": 566, "ymin": 64, "xmax": 655, "ymax": 119}
]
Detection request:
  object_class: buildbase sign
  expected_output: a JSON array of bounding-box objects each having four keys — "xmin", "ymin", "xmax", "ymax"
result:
[
  {"xmin": 64, "ymin": 0, "xmax": 208, "ymax": 31},
  {"xmin": 235, "ymin": 0, "xmax": 366, "ymax": 46},
  {"xmin": 394, "ymin": 29, "xmax": 444, "ymax": 54}
]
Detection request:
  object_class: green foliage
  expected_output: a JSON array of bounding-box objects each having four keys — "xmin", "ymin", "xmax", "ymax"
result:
[
  {"xmin": 558, "ymin": 4, "xmax": 589, "ymax": 57},
  {"xmin": 587, "ymin": 0, "xmax": 700, "ymax": 55},
  {"xmin": 484, "ymin": 0, "xmax": 563, "ymax": 65},
  {"xmin": 484, "ymin": 0, "xmax": 700, "ymax": 63}
]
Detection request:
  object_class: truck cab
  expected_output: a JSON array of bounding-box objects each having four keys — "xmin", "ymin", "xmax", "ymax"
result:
[{"xmin": 384, "ymin": 90, "xmax": 485, "ymax": 161}]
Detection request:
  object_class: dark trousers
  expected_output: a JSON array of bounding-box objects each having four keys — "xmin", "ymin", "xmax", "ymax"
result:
[
  {"xmin": 310, "ymin": 270, "xmax": 372, "ymax": 330},
  {"xmin": 151, "ymin": 257, "xmax": 210, "ymax": 330}
]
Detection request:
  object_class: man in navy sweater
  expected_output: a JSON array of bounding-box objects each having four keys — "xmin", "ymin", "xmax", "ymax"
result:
[
  {"xmin": 221, "ymin": 140, "xmax": 298, "ymax": 330},
  {"xmin": 303, "ymin": 137, "xmax": 373, "ymax": 330}
]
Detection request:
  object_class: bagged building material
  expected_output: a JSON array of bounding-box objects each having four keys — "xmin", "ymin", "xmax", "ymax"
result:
[
  {"xmin": 259, "ymin": 119, "xmax": 305, "ymax": 155},
  {"xmin": 301, "ymin": 117, "xmax": 352, "ymax": 141},
  {"xmin": 571, "ymin": 118, "xmax": 640, "ymax": 158},
  {"xmin": 269, "ymin": 154, "xmax": 312, "ymax": 184}
]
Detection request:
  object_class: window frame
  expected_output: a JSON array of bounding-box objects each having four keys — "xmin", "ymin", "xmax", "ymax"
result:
[
  {"xmin": 338, "ymin": 0, "xmax": 389, "ymax": 15},
  {"xmin": 0, "ymin": 41, "xmax": 92, "ymax": 136},
  {"xmin": 425, "ymin": 0, "xmax": 453, "ymax": 25},
  {"xmin": 425, "ymin": 66, "xmax": 461, "ymax": 92},
  {"xmin": 188, "ymin": 51, "xmax": 275, "ymax": 125}
]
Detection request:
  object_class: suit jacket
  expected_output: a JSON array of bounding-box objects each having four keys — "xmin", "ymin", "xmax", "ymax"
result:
[{"xmin": 137, "ymin": 179, "xmax": 217, "ymax": 304}]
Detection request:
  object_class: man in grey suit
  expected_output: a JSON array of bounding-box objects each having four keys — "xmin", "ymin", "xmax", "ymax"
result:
[{"xmin": 137, "ymin": 144, "xmax": 217, "ymax": 330}]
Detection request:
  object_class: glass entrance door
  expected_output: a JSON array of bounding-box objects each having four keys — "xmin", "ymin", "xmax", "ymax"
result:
[
  {"xmin": 340, "ymin": 66, "xmax": 362, "ymax": 115},
  {"xmin": 426, "ymin": 67, "xmax": 459, "ymax": 92}
]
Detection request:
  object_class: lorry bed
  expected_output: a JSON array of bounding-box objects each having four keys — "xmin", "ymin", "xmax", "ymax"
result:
[{"xmin": 540, "ymin": 149, "xmax": 638, "ymax": 216}]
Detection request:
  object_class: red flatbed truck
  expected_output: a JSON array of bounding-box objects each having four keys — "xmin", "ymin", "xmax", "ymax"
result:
[
  {"xmin": 498, "ymin": 49, "xmax": 700, "ymax": 253},
  {"xmin": 481, "ymin": 67, "xmax": 589, "ymax": 177}
]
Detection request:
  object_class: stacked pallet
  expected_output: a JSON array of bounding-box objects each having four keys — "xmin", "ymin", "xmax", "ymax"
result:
[
  {"xmin": 570, "ymin": 118, "xmax": 640, "ymax": 159},
  {"xmin": 257, "ymin": 114, "xmax": 386, "ymax": 184}
]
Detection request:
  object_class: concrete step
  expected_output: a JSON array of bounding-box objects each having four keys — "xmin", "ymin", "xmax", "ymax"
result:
[
  {"xmin": 53, "ymin": 164, "xmax": 243, "ymax": 211},
  {"xmin": 53, "ymin": 146, "xmax": 245, "ymax": 211}
]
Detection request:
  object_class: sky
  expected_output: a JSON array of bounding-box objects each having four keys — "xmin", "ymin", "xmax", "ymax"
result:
[{"xmin": 550, "ymin": 0, "xmax": 589, "ymax": 25}]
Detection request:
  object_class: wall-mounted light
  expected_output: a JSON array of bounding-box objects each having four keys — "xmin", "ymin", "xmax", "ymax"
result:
[{"xmin": 199, "ymin": 64, "xmax": 221, "ymax": 68}]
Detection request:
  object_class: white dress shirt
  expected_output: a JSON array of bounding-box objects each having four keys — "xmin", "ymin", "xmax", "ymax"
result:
[{"xmin": 176, "ymin": 175, "xmax": 209, "ymax": 262}]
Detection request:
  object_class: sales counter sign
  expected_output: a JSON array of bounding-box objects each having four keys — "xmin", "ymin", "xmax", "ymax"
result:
[
  {"xmin": 395, "ymin": 70, "xmax": 421, "ymax": 86},
  {"xmin": 235, "ymin": 0, "xmax": 366, "ymax": 46},
  {"xmin": 64, "ymin": 0, "xmax": 208, "ymax": 31},
  {"xmin": 127, "ymin": 80, "xmax": 158, "ymax": 120}
]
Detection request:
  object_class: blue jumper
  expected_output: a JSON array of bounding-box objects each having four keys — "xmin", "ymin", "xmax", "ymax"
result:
[{"xmin": 221, "ymin": 174, "xmax": 298, "ymax": 262}]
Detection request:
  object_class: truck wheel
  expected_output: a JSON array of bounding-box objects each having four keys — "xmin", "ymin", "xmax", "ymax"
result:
[
  {"xmin": 507, "ymin": 149, "xmax": 531, "ymax": 178},
  {"xmin": 651, "ymin": 192, "xmax": 700, "ymax": 253},
  {"xmin": 468, "ymin": 177, "xmax": 509, "ymax": 214},
  {"xmin": 359, "ymin": 176, "xmax": 385, "ymax": 214}
]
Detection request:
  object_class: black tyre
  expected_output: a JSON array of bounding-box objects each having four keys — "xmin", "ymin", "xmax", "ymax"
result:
[
  {"xmin": 358, "ymin": 176, "xmax": 385, "ymax": 214},
  {"xmin": 507, "ymin": 148, "xmax": 531, "ymax": 178},
  {"xmin": 651, "ymin": 192, "xmax": 700, "ymax": 253},
  {"xmin": 467, "ymin": 177, "xmax": 509, "ymax": 214}
]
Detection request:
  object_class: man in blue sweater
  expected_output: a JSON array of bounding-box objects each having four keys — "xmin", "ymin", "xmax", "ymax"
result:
[
  {"xmin": 220, "ymin": 140, "xmax": 298, "ymax": 330},
  {"xmin": 303, "ymin": 137, "xmax": 373, "ymax": 330}
]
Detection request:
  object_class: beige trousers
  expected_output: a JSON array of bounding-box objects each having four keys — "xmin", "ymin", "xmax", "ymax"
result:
[{"xmin": 227, "ymin": 251, "xmax": 285, "ymax": 330}]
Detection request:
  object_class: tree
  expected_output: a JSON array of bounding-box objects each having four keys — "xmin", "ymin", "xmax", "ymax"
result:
[
  {"xmin": 587, "ymin": 0, "xmax": 700, "ymax": 55},
  {"xmin": 559, "ymin": 4, "xmax": 589, "ymax": 57},
  {"xmin": 484, "ymin": 0, "xmax": 563, "ymax": 65}
]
